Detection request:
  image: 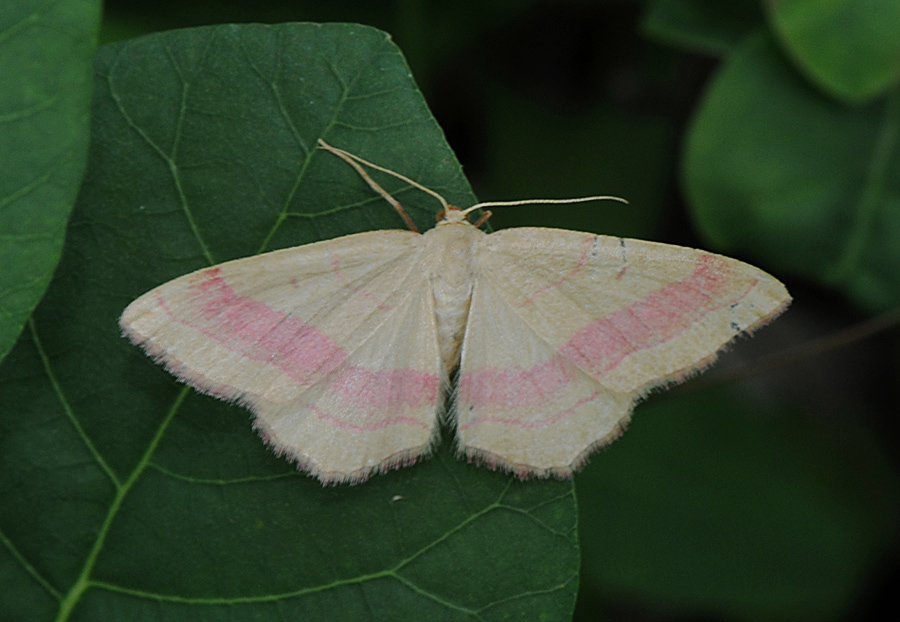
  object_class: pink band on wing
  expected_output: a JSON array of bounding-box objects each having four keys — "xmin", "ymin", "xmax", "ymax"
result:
[
  {"xmin": 457, "ymin": 355, "xmax": 572, "ymax": 410},
  {"xmin": 457, "ymin": 387, "xmax": 605, "ymax": 431},
  {"xmin": 327, "ymin": 365, "xmax": 440, "ymax": 410},
  {"xmin": 459, "ymin": 255, "xmax": 754, "ymax": 411},
  {"xmin": 559, "ymin": 254, "xmax": 740, "ymax": 376},
  {"xmin": 183, "ymin": 269, "xmax": 347, "ymax": 379},
  {"xmin": 158, "ymin": 270, "xmax": 438, "ymax": 407}
]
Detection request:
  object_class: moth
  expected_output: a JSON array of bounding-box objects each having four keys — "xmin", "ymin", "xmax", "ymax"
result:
[{"xmin": 120, "ymin": 139, "xmax": 790, "ymax": 484}]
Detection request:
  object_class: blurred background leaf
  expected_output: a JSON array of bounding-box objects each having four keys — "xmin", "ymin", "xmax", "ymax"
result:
[
  {"xmin": 765, "ymin": 0, "xmax": 900, "ymax": 102},
  {"xmin": 643, "ymin": 0, "xmax": 765, "ymax": 55},
  {"xmin": 684, "ymin": 31, "xmax": 900, "ymax": 313},
  {"xmin": 2, "ymin": 1, "xmax": 898, "ymax": 620},
  {"xmin": 0, "ymin": 0, "xmax": 101, "ymax": 363}
]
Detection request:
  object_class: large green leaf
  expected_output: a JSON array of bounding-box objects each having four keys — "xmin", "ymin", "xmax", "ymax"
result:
[
  {"xmin": 684, "ymin": 31, "xmax": 900, "ymax": 312},
  {"xmin": 0, "ymin": 23, "xmax": 578, "ymax": 621},
  {"xmin": 0, "ymin": 0, "xmax": 100, "ymax": 364},
  {"xmin": 766, "ymin": 0, "xmax": 900, "ymax": 102}
]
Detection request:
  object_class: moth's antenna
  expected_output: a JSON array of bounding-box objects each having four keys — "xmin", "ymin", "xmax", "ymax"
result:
[
  {"xmin": 319, "ymin": 140, "xmax": 629, "ymax": 231},
  {"xmin": 319, "ymin": 139, "xmax": 454, "ymax": 233},
  {"xmin": 460, "ymin": 195, "xmax": 628, "ymax": 217}
]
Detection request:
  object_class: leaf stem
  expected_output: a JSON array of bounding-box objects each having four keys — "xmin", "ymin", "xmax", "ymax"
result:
[{"xmin": 54, "ymin": 387, "xmax": 190, "ymax": 621}]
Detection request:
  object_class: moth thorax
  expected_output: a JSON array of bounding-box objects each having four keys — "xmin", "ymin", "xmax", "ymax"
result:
[
  {"xmin": 424, "ymin": 223, "xmax": 483, "ymax": 375},
  {"xmin": 432, "ymin": 277, "xmax": 473, "ymax": 375}
]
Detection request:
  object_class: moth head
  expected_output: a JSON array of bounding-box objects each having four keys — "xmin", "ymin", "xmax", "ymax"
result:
[{"xmin": 437, "ymin": 205, "xmax": 493, "ymax": 229}]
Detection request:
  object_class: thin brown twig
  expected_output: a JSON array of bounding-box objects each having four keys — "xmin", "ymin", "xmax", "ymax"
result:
[{"xmin": 683, "ymin": 305, "xmax": 900, "ymax": 392}]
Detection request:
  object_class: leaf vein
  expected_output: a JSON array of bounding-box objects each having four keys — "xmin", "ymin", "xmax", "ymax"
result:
[
  {"xmin": 0, "ymin": 524, "xmax": 61, "ymax": 600},
  {"xmin": 54, "ymin": 387, "xmax": 190, "ymax": 621}
]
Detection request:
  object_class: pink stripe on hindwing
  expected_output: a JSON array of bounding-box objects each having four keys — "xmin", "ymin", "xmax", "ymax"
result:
[
  {"xmin": 458, "ymin": 386, "xmax": 606, "ymax": 431},
  {"xmin": 458, "ymin": 355, "xmax": 574, "ymax": 410},
  {"xmin": 324, "ymin": 365, "xmax": 440, "ymax": 411}
]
